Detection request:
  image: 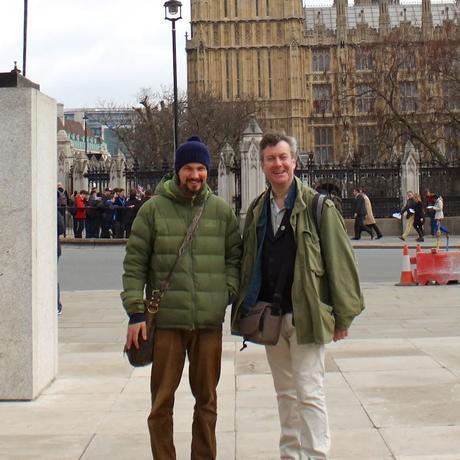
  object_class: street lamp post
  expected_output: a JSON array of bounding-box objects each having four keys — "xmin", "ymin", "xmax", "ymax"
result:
[
  {"xmin": 164, "ymin": 0, "xmax": 182, "ymax": 157},
  {"xmin": 23, "ymin": 0, "xmax": 28, "ymax": 77},
  {"xmin": 83, "ymin": 113, "xmax": 88, "ymax": 157}
]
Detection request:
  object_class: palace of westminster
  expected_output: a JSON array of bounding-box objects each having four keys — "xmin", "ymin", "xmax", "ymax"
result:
[{"xmin": 186, "ymin": 0, "xmax": 460, "ymax": 163}]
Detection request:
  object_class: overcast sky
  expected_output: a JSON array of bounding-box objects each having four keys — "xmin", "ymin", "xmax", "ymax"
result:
[
  {"xmin": 0, "ymin": 0, "xmax": 192, "ymax": 108},
  {"xmin": 0, "ymin": 0, "xmax": 442, "ymax": 109}
]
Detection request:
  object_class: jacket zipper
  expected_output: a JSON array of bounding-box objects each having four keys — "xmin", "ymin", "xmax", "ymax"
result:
[{"xmin": 190, "ymin": 195, "xmax": 197, "ymax": 330}]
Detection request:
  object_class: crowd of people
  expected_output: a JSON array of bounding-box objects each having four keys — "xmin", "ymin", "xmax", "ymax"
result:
[
  {"xmin": 349, "ymin": 187, "xmax": 449, "ymax": 242},
  {"xmin": 57, "ymin": 183, "xmax": 152, "ymax": 239},
  {"xmin": 57, "ymin": 181, "xmax": 450, "ymax": 243}
]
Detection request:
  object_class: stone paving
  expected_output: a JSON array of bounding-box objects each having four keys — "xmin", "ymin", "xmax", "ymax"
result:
[{"xmin": 0, "ymin": 283, "xmax": 459, "ymax": 459}]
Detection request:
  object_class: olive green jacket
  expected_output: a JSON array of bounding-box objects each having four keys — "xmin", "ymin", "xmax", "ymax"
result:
[
  {"xmin": 232, "ymin": 177, "xmax": 364, "ymax": 344},
  {"xmin": 121, "ymin": 175, "xmax": 241, "ymax": 329}
]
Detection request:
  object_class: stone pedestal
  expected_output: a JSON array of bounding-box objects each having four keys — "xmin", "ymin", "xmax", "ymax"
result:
[
  {"xmin": 0, "ymin": 77, "xmax": 58, "ymax": 400},
  {"xmin": 239, "ymin": 119, "xmax": 265, "ymax": 217},
  {"xmin": 401, "ymin": 141, "xmax": 420, "ymax": 199}
]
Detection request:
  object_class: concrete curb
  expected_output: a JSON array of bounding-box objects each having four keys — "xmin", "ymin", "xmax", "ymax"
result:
[
  {"xmin": 60, "ymin": 237, "xmax": 460, "ymax": 250},
  {"xmin": 61, "ymin": 238, "xmax": 127, "ymax": 245}
]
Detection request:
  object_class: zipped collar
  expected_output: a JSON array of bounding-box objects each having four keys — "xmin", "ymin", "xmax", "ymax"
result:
[{"xmin": 155, "ymin": 172, "xmax": 211, "ymax": 205}]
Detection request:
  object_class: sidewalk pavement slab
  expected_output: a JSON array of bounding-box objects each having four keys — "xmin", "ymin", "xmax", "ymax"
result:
[{"xmin": 0, "ymin": 283, "xmax": 459, "ymax": 459}]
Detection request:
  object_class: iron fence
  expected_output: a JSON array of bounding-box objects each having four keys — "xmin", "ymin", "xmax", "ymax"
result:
[
  {"xmin": 124, "ymin": 163, "xmax": 219, "ymax": 194},
  {"xmin": 419, "ymin": 160, "xmax": 460, "ymax": 217},
  {"xmin": 295, "ymin": 161, "xmax": 402, "ymax": 218},
  {"xmin": 77, "ymin": 158, "xmax": 459, "ymax": 218},
  {"xmin": 340, "ymin": 197, "xmax": 401, "ymax": 219},
  {"xmin": 84, "ymin": 163, "xmax": 110, "ymax": 191}
]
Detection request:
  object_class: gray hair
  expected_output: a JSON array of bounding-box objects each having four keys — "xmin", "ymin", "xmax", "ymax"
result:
[{"xmin": 259, "ymin": 132, "xmax": 298, "ymax": 161}]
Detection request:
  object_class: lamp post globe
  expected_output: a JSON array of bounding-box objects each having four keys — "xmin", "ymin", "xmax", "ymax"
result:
[
  {"xmin": 164, "ymin": 0, "xmax": 182, "ymax": 158},
  {"xmin": 164, "ymin": 0, "xmax": 182, "ymax": 17}
]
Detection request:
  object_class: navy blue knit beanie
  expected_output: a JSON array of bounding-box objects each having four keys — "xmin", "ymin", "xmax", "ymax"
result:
[{"xmin": 174, "ymin": 136, "xmax": 211, "ymax": 173}]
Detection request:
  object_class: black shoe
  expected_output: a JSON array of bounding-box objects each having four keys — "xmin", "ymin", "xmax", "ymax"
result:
[
  {"xmin": 416, "ymin": 237, "xmax": 424, "ymax": 242},
  {"xmin": 376, "ymin": 235, "xmax": 383, "ymax": 239},
  {"xmin": 351, "ymin": 237, "xmax": 360, "ymax": 240},
  {"xmin": 398, "ymin": 236, "xmax": 406, "ymax": 241}
]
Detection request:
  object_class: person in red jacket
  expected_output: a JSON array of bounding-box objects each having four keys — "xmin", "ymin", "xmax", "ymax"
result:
[{"xmin": 74, "ymin": 190, "xmax": 88, "ymax": 238}]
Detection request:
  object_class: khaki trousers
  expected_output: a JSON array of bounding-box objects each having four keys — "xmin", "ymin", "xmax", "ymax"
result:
[
  {"xmin": 148, "ymin": 328, "xmax": 222, "ymax": 460},
  {"xmin": 266, "ymin": 314, "xmax": 330, "ymax": 460},
  {"xmin": 402, "ymin": 215, "xmax": 415, "ymax": 240}
]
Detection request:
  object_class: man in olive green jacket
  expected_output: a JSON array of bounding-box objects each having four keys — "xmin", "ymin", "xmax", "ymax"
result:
[
  {"xmin": 232, "ymin": 132, "xmax": 364, "ymax": 459},
  {"xmin": 122, "ymin": 136, "xmax": 241, "ymax": 460}
]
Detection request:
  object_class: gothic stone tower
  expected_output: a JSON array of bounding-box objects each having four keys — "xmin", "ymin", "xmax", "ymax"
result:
[
  {"xmin": 186, "ymin": 0, "xmax": 455, "ymax": 161},
  {"xmin": 186, "ymin": 0, "xmax": 305, "ymax": 145}
]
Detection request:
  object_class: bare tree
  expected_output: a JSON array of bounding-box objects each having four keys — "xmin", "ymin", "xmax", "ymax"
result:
[
  {"xmin": 98, "ymin": 89, "xmax": 186, "ymax": 167},
  {"xmin": 181, "ymin": 91, "xmax": 257, "ymax": 163},
  {"xmin": 350, "ymin": 27, "xmax": 460, "ymax": 163},
  {"xmin": 100, "ymin": 89, "xmax": 257, "ymax": 167}
]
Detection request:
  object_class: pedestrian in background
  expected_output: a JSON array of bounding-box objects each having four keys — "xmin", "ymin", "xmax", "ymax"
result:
[
  {"xmin": 329, "ymin": 190, "xmax": 343, "ymax": 215},
  {"xmin": 57, "ymin": 207, "xmax": 65, "ymax": 314},
  {"xmin": 432, "ymin": 194, "xmax": 449, "ymax": 238},
  {"xmin": 425, "ymin": 189, "xmax": 437, "ymax": 236},
  {"xmin": 352, "ymin": 188, "xmax": 372, "ymax": 240},
  {"xmin": 101, "ymin": 190, "xmax": 116, "ymax": 238},
  {"xmin": 362, "ymin": 189, "xmax": 382, "ymax": 239},
  {"xmin": 141, "ymin": 189, "xmax": 153, "ymax": 204},
  {"xmin": 68, "ymin": 190, "xmax": 78, "ymax": 237},
  {"xmin": 123, "ymin": 190, "xmax": 141, "ymax": 238},
  {"xmin": 85, "ymin": 190, "xmax": 100, "ymax": 238},
  {"xmin": 74, "ymin": 190, "xmax": 88, "ymax": 238},
  {"xmin": 114, "ymin": 188, "xmax": 128, "ymax": 238},
  {"xmin": 57, "ymin": 183, "xmax": 68, "ymax": 237},
  {"xmin": 121, "ymin": 136, "xmax": 241, "ymax": 459},
  {"xmin": 232, "ymin": 132, "xmax": 364, "ymax": 460},
  {"xmin": 413, "ymin": 193, "xmax": 425, "ymax": 242},
  {"xmin": 399, "ymin": 191, "xmax": 416, "ymax": 241}
]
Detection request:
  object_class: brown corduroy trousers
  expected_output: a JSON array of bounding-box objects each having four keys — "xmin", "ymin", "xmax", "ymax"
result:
[{"xmin": 148, "ymin": 327, "xmax": 222, "ymax": 460}]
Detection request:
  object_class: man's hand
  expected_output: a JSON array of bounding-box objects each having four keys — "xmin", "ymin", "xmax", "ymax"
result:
[
  {"xmin": 126, "ymin": 322, "xmax": 147, "ymax": 350},
  {"xmin": 333, "ymin": 328, "xmax": 348, "ymax": 342}
]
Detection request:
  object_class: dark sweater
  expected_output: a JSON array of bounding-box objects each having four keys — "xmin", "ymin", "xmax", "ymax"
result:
[{"xmin": 258, "ymin": 206, "xmax": 297, "ymax": 314}]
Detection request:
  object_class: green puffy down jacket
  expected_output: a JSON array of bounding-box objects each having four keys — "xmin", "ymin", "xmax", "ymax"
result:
[{"xmin": 121, "ymin": 175, "xmax": 241, "ymax": 329}]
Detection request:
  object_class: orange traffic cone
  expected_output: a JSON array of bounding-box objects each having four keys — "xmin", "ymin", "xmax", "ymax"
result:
[{"xmin": 396, "ymin": 244, "xmax": 417, "ymax": 286}]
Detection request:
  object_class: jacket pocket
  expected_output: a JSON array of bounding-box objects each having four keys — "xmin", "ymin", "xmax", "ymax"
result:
[
  {"xmin": 303, "ymin": 231, "xmax": 325, "ymax": 276},
  {"xmin": 316, "ymin": 300, "xmax": 335, "ymax": 341}
]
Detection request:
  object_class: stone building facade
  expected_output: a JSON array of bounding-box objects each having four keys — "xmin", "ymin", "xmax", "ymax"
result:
[{"xmin": 186, "ymin": 0, "xmax": 459, "ymax": 162}]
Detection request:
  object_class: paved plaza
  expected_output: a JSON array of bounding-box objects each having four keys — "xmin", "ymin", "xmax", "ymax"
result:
[{"xmin": 0, "ymin": 281, "xmax": 459, "ymax": 459}]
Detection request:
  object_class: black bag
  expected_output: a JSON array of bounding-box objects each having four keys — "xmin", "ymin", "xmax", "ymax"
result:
[{"xmin": 124, "ymin": 294, "xmax": 159, "ymax": 367}]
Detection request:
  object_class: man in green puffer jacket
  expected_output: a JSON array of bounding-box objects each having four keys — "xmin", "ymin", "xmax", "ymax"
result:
[
  {"xmin": 232, "ymin": 132, "xmax": 364, "ymax": 460},
  {"xmin": 121, "ymin": 136, "xmax": 241, "ymax": 460}
]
